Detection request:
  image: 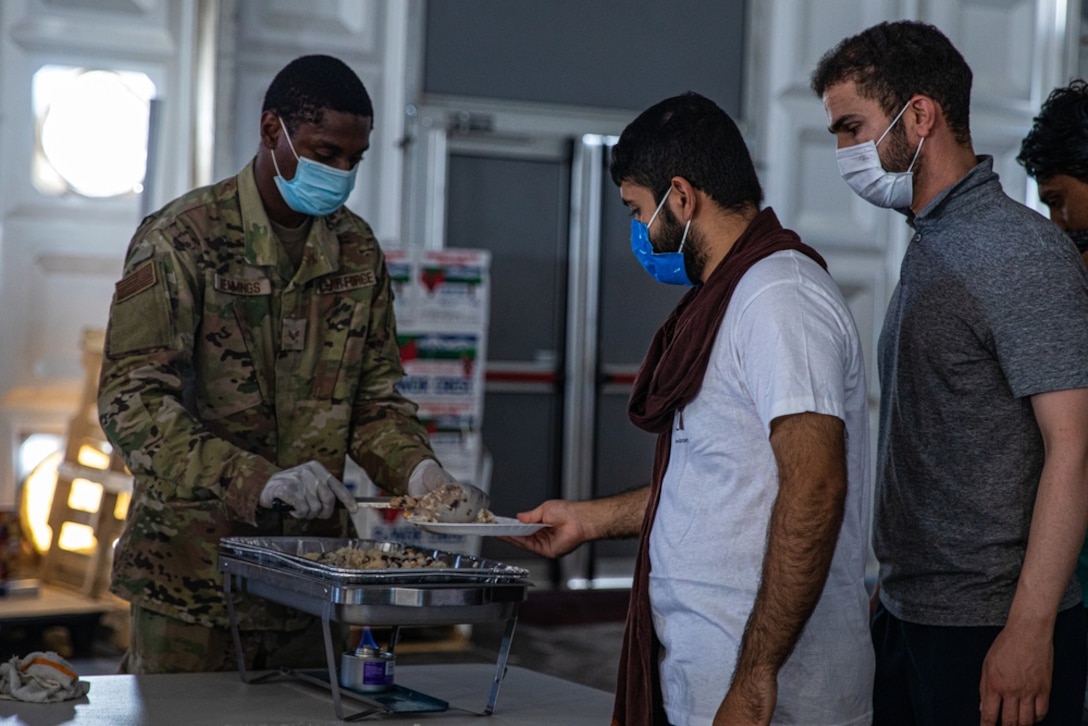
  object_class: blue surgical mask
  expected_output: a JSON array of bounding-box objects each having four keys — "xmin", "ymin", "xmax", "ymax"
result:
[
  {"xmin": 271, "ymin": 117, "xmax": 356, "ymax": 216},
  {"xmin": 630, "ymin": 187, "xmax": 694, "ymax": 286}
]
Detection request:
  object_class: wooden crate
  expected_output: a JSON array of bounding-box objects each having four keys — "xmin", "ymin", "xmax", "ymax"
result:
[{"xmin": 38, "ymin": 329, "xmax": 132, "ymax": 598}]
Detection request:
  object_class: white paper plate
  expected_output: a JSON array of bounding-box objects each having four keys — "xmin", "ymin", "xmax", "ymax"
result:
[{"xmin": 405, "ymin": 515, "xmax": 550, "ymax": 536}]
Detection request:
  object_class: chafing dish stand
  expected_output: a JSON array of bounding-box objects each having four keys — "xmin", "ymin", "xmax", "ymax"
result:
[{"xmin": 219, "ymin": 539, "xmax": 529, "ymax": 721}]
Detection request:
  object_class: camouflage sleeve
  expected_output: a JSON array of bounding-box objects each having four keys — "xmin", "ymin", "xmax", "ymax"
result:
[
  {"xmin": 98, "ymin": 225, "xmax": 278, "ymax": 525},
  {"xmin": 348, "ymin": 250, "xmax": 436, "ymax": 495}
]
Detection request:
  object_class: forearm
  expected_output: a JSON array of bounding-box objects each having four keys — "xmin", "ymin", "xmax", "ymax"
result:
[
  {"xmin": 98, "ymin": 353, "xmax": 278, "ymax": 520},
  {"xmin": 506, "ymin": 486, "xmax": 649, "ymax": 560},
  {"xmin": 733, "ymin": 414, "xmax": 847, "ymax": 683},
  {"xmin": 581, "ymin": 486, "xmax": 651, "ymax": 540},
  {"xmin": 734, "ymin": 479, "xmax": 845, "ymax": 678},
  {"xmin": 1009, "ymin": 389, "xmax": 1088, "ymax": 630},
  {"xmin": 977, "ymin": 392, "xmax": 1088, "ymax": 724},
  {"xmin": 349, "ymin": 393, "xmax": 435, "ymax": 495},
  {"xmin": 1008, "ymin": 457, "xmax": 1088, "ymax": 630}
]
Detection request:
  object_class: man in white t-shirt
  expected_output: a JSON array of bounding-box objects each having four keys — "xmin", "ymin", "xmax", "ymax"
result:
[{"xmin": 505, "ymin": 92, "xmax": 874, "ymax": 726}]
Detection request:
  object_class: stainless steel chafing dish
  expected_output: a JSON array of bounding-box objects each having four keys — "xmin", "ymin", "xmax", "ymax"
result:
[
  {"xmin": 218, "ymin": 537, "xmax": 530, "ymax": 721},
  {"xmin": 220, "ymin": 536, "xmax": 530, "ymax": 582},
  {"xmin": 219, "ymin": 537, "xmax": 529, "ymax": 621}
]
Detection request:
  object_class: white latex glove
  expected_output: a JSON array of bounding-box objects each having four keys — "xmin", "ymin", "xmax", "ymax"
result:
[
  {"xmin": 407, "ymin": 460, "xmax": 491, "ymax": 521},
  {"xmin": 259, "ymin": 461, "xmax": 358, "ymax": 519},
  {"xmin": 408, "ymin": 459, "xmax": 460, "ymax": 496}
]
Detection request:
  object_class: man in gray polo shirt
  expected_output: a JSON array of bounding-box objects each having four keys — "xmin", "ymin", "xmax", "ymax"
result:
[{"xmin": 813, "ymin": 20, "xmax": 1088, "ymax": 726}]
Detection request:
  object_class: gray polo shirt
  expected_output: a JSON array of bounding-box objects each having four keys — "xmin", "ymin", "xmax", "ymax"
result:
[{"xmin": 875, "ymin": 156, "xmax": 1088, "ymax": 627}]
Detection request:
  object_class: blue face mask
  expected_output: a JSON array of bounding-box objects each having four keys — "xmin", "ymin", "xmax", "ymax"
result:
[
  {"xmin": 630, "ymin": 187, "xmax": 694, "ymax": 286},
  {"xmin": 271, "ymin": 117, "xmax": 357, "ymax": 217}
]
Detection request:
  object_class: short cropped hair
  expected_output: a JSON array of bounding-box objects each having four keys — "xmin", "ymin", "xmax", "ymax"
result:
[
  {"xmin": 262, "ymin": 55, "xmax": 373, "ymax": 132},
  {"xmin": 810, "ymin": 21, "xmax": 973, "ymax": 147},
  {"xmin": 609, "ymin": 92, "xmax": 763, "ymax": 212},
  {"xmin": 1018, "ymin": 80, "xmax": 1088, "ymax": 183}
]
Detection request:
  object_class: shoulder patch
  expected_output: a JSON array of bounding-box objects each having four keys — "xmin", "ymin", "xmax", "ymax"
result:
[
  {"xmin": 317, "ymin": 271, "xmax": 376, "ymax": 294},
  {"xmin": 214, "ymin": 273, "xmax": 271, "ymax": 296},
  {"xmin": 115, "ymin": 261, "xmax": 157, "ymax": 302}
]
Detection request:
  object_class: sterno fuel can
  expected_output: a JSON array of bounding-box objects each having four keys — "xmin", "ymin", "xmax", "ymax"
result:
[{"xmin": 339, "ymin": 646, "xmax": 395, "ymax": 692}]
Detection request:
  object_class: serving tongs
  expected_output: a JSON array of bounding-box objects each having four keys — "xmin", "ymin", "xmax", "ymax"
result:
[
  {"xmin": 351, "ymin": 496, "xmax": 403, "ymax": 510},
  {"xmin": 273, "ymin": 490, "xmax": 491, "ymax": 523},
  {"xmin": 271, "ymin": 496, "xmax": 401, "ymax": 512}
]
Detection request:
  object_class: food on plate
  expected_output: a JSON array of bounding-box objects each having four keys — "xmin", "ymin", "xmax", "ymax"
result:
[
  {"xmin": 391, "ymin": 484, "xmax": 497, "ymax": 523},
  {"xmin": 302, "ymin": 546, "xmax": 447, "ymax": 569}
]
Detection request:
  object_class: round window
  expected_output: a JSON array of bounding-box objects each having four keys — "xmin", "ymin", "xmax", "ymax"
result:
[{"xmin": 33, "ymin": 66, "xmax": 157, "ymax": 198}]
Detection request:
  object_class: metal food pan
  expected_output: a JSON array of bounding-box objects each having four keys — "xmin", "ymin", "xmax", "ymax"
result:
[
  {"xmin": 220, "ymin": 557, "xmax": 526, "ymax": 625},
  {"xmin": 219, "ymin": 539, "xmax": 530, "ymax": 626},
  {"xmin": 218, "ymin": 537, "xmax": 530, "ymax": 585}
]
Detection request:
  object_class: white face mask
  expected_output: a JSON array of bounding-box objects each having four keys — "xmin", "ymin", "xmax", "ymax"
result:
[{"xmin": 836, "ymin": 101, "xmax": 924, "ymax": 209}]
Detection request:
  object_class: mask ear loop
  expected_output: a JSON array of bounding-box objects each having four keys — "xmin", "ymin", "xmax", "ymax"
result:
[
  {"xmin": 677, "ymin": 219, "xmax": 692, "ymax": 254},
  {"xmin": 875, "ymin": 99, "xmax": 925, "ymax": 174},
  {"xmin": 270, "ymin": 117, "xmax": 300, "ymax": 180},
  {"xmin": 906, "ymin": 136, "xmax": 925, "ymax": 173},
  {"xmin": 875, "ymin": 100, "xmax": 914, "ymax": 148},
  {"xmin": 647, "ymin": 187, "xmax": 672, "ymax": 229},
  {"xmin": 650, "ymin": 186, "xmax": 692, "ymax": 254},
  {"xmin": 276, "ymin": 116, "xmax": 301, "ymax": 160}
]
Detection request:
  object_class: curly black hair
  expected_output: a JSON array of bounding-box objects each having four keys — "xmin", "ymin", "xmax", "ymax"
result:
[
  {"xmin": 1018, "ymin": 80, "xmax": 1088, "ymax": 183},
  {"xmin": 262, "ymin": 55, "xmax": 373, "ymax": 133},
  {"xmin": 810, "ymin": 21, "xmax": 973, "ymax": 147}
]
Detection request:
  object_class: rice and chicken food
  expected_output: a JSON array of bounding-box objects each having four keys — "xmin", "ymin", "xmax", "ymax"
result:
[
  {"xmin": 302, "ymin": 546, "xmax": 447, "ymax": 569},
  {"xmin": 298, "ymin": 485, "xmax": 497, "ymax": 570},
  {"xmin": 389, "ymin": 484, "xmax": 497, "ymax": 523}
]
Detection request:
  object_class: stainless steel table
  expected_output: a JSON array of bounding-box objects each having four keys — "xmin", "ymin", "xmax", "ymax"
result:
[{"xmin": 0, "ymin": 663, "xmax": 614, "ymax": 725}]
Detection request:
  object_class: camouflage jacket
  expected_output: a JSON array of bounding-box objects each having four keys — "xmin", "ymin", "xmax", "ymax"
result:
[{"xmin": 98, "ymin": 161, "xmax": 435, "ymax": 628}]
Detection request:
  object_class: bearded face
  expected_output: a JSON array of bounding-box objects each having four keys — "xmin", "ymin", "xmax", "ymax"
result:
[
  {"xmin": 880, "ymin": 120, "xmax": 923, "ymax": 177},
  {"xmin": 651, "ymin": 204, "xmax": 708, "ymax": 283}
]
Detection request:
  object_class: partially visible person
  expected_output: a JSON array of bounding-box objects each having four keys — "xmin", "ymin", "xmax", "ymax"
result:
[
  {"xmin": 98, "ymin": 55, "xmax": 482, "ymax": 674},
  {"xmin": 506, "ymin": 92, "xmax": 874, "ymax": 726},
  {"xmin": 1019, "ymin": 79, "xmax": 1088, "ymax": 265},
  {"xmin": 1019, "ymin": 78, "xmax": 1088, "ymax": 726},
  {"xmin": 813, "ymin": 20, "xmax": 1088, "ymax": 726}
]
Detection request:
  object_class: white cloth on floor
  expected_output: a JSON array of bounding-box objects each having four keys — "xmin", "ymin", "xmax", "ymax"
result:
[{"xmin": 0, "ymin": 650, "xmax": 90, "ymax": 702}]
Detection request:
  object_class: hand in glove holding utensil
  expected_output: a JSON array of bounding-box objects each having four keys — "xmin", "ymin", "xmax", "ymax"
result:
[
  {"xmin": 259, "ymin": 461, "xmax": 358, "ymax": 519},
  {"xmin": 407, "ymin": 459, "xmax": 490, "ymax": 523}
]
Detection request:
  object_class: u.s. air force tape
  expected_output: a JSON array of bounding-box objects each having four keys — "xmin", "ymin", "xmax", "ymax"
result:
[{"xmin": 317, "ymin": 271, "xmax": 376, "ymax": 294}]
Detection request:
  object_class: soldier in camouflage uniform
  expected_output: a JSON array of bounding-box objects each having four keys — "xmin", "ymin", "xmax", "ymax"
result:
[{"xmin": 98, "ymin": 55, "xmax": 470, "ymax": 673}]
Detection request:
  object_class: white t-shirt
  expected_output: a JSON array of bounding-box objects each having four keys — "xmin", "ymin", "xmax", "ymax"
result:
[{"xmin": 648, "ymin": 250, "xmax": 874, "ymax": 726}]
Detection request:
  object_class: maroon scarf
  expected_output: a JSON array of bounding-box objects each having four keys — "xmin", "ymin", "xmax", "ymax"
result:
[{"xmin": 612, "ymin": 208, "xmax": 826, "ymax": 726}]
